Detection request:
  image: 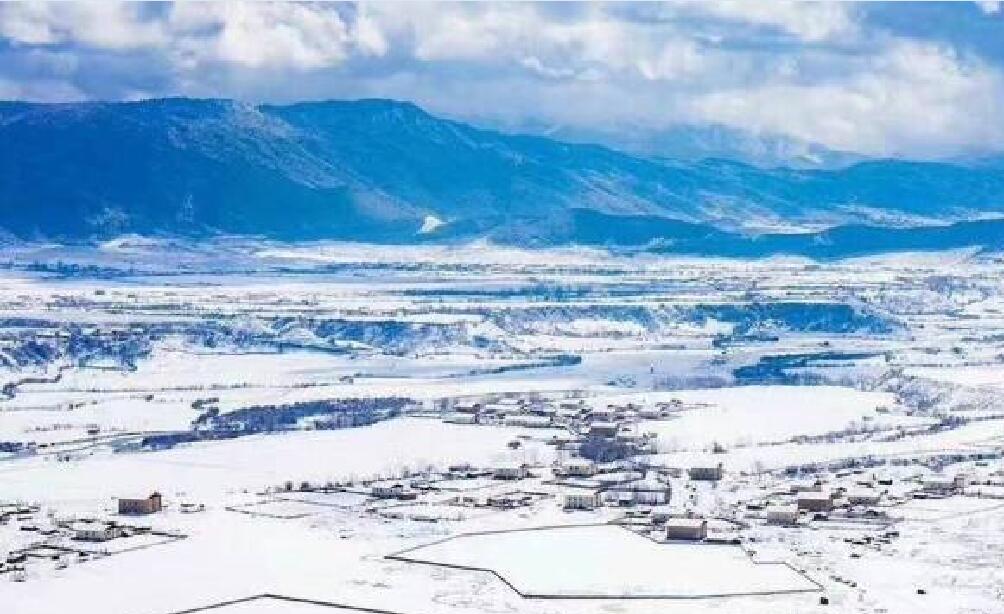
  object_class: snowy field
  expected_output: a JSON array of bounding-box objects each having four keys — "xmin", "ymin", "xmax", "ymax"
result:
[
  {"xmin": 178, "ymin": 598, "xmax": 385, "ymax": 613},
  {"xmin": 393, "ymin": 524, "xmax": 818, "ymax": 598},
  {"xmin": 0, "ymin": 418, "xmax": 552, "ymax": 504},
  {"xmin": 3, "ymin": 243, "xmax": 1004, "ymax": 614}
]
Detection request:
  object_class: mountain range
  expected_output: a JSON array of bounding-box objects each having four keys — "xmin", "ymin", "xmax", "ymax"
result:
[{"xmin": 2, "ymin": 97, "xmax": 1004, "ymax": 257}]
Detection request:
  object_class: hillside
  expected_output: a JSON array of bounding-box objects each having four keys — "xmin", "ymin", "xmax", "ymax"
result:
[{"xmin": 2, "ymin": 98, "xmax": 1004, "ymax": 254}]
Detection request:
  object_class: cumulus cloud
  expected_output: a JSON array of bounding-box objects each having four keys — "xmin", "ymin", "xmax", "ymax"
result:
[
  {"xmin": 975, "ymin": 1, "xmax": 1001, "ymax": 15},
  {"xmin": 692, "ymin": 40, "xmax": 1004, "ymax": 156},
  {"xmin": 0, "ymin": 2, "xmax": 166, "ymax": 48},
  {"xmin": 694, "ymin": 0, "xmax": 859, "ymax": 43},
  {"xmin": 0, "ymin": 1, "xmax": 1003, "ymax": 158}
]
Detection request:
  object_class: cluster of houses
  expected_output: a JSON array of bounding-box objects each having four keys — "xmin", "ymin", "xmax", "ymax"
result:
[
  {"xmin": 556, "ymin": 459, "xmax": 725, "ymax": 518},
  {"xmin": 748, "ymin": 465, "xmax": 1001, "ymax": 527},
  {"xmin": 444, "ymin": 396, "xmax": 680, "ymax": 433},
  {"xmin": 0, "ymin": 495, "xmax": 183, "ymax": 584},
  {"xmin": 0, "ymin": 502, "xmax": 40, "ymax": 525},
  {"xmin": 71, "ymin": 519, "xmax": 155, "ymax": 543}
]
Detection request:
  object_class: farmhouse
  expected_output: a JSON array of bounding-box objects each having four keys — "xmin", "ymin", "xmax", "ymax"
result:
[
  {"xmin": 118, "ymin": 492, "xmax": 163, "ymax": 515},
  {"xmin": 665, "ymin": 518, "xmax": 708, "ymax": 541},
  {"xmin": 688, "ymin": 463, "xmax": 724, "ymax": 481},
  {"xmin": 72, "ymin": 521, "xmax": 121, "ymax": 542},
  {"xmin": 789, "ymin": 480, "xmax": 823, "ymax": 493},
  {"xmin": 558, "ymin": 400, "xmax": 587, "ymax": 414},
  {"xmin": 493, "ymin": 463, "xmax": 530, "ymax": 480},
  {"xmin": 922, "ymin": 475, "xmax": 958, "ymax": 494},
  {"xmin": 588, "ymin": 421, "xmax": 619, "ymax": 439},
  {"xmin": 846, "ymin": 489, "xmax": 881, "ymax": 506},
  {"xmin": 562, "ymin": 491, "xmax": 600, "ymax": 510},
  {"xmin": 797, "ymin": 491, "xmax": 834, "ymax": 512},
  {"xmin": 371, "ymin": 483, "xmax": 418, "ymax": 500},
  {"xmin": 558, "ymin": 458, "xmax": 597, "ymax": 477},
  {"xmin": 638, "ymin": 406, "xmax": 663, "ymax": 419},
  {"xmin": 444, "ymin": 413, "xmax": 478, "ymax": 425},
  {"xmin": 453, "ymin": 402, "xmax": 481, "ymax": 414},
  {"xmin": 504, "ymin": 415, "xmax": 552, "ymax": 428},
  {"xmin": 589, "ymin": 406, "xmax": 616, "ymax": 422},
  {"xmin": 607, "ymin": 475, "xmax": 671, "ymax": 506},
  {"xmin": 766, "ymin": 505, "xmax": 800, "ymax": 526}
]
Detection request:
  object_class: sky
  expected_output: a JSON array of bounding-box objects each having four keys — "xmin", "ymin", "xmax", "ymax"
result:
[{"xmin": 1, "ymin": 1, "xmax": 1004, "ymax": 159}]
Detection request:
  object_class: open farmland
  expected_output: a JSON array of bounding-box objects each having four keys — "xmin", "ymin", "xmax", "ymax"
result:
[{"xmin": 2, "ymin": 242, "xmax": 1004, "ymax": 614}]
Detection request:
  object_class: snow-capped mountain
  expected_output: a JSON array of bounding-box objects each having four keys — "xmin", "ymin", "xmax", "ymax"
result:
[{"xmin": 2, "ymin": 98, "xmax": 1004, "ymax": 255}]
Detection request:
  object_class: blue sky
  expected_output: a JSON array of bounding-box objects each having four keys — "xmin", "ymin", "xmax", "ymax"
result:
[{"xmin": 1, "ymin": 1, "xmax": 1003, "ymax": 159}]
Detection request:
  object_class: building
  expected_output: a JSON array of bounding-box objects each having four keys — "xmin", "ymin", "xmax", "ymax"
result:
[
  {"xmin": 562, "ymin": 491, "xmax": 600, "ymax": 510},
  {"xmin": 558, "ymin": 400, "xmax": 587, "ymax": 415},
  {"xmin": 487, "ymin": 493, "xmax": 531, "ymax": 509},
  {"xmin": 493, "ymin": 463, "xmax": 529, "ymax": 480},
  {"xmin": 766, "ymin": 505, "xmax": 800, "ymax": 526},
  {"xmin": 922, "ymin": 475, "xmax": 957, "ymax": 494},
  {"xmin": 607, "ymin": 475, "xmax": 671, "ymax": 506},
  {"xmin": 444, "ymin": 413, "xmax": 478, "ymax": 425},
  {"xmin": 504, "ymin": 415, "xmax": 552, "ymax": 428},
  {"xmin": 371, "ymin": 484, "xmax": 417, "ymax": 500},
  {"xmin": 688, "ymin": 463, "xmax": 724, "ymax": 481},
  {"xmin": 558, "ymin": 458, "xmax": 597, "ymax": 477},
  {"xmin": 796, "ymin": 492, "xmax": 834, "ymax": 512},
  {"xmin": 72, "ymin": 521, "xmax": 120, "ymax": 542},
  {"xmin": 453, "ymin": 402, "xmax": 481, "ymax": 414},
  {"xmin": 665, "ymin": 518, "xmax": 708, "ymax": 540},
  {"xmin": 638, "ymin": 407, "xmax": 663, "ymax": 420},
  {"xmin": 118, "ymin": 492, "xmax": 163, "ymax": 515},
  {"xmin": 588, "ymin": 421, "xmax": 619, "ymax": 439},
  {"xmin": 589, "ymin": 407, "xmax": 616, "ymax": 422},
  {"xmin": 846, "ymin": 489, "xmax": 881, "ymax": 506},
  {"xmin": 789, "ymin": 480, "xmax": 823, "ymax": 493}
]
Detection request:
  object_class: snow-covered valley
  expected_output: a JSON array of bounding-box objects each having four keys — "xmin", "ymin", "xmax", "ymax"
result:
[{"xmin": 2, "ymin": 241, "xmax": 1004, "ymax": 614}]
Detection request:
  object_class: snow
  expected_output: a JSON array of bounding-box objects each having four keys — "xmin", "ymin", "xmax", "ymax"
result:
[
  {"xmin": 634, "ymin": 386, "xmax": 896, "ymax": 449},
  {"xmin": 0, "ymin": 418, "xmax": 552, "ymax": 504},
  {"xmin": 3, "ymin": 243, "xmax": 1004, "ymax": 614},
  {"xmin": 394, "ymin": 525, "xmax": 817, "ymax": 598}
]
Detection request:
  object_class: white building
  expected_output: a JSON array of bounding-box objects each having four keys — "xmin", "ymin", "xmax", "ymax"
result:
[
  {"xmin": 638, "ymin": 407, "xmax": 663, "ymax": 419},
  {"xmin": 72, "ymin": 521, "xmax": 120, "ymax": 542},
  {"xmin": 922, "ymin": 475, "xmax": 957, "ymax": 493},
  {"xmin": 444, "ymin": 412, "xmax": 478, "ymax": 425},
  {"xmin": 588, "ymin": 421, "xmax": 619, "ymax": 438},
  {"xmin": 504, "ymin": 415, "xmax": 552, "ymax": 428},
  {"xmin": 765, "ymin": 505, "xmax": 800, "ymax": 526},
  {"xmin": 371, "ymin": 483, "xmax": 417, "ymax": 500},
  {"xmin": 589, "ymin": 407, "xmax": 616, "ymax": 422},
  {"xmin": 493, "ymin": 463, "xmax": 529, "ymax": 480},
  {"xmin": 453, "ymin": 402, "xmax": 481, "ymax": 414},
  {"xmin": 607, "ymin": 475, "xmax": 671, "ymax": 506},
  {"xmin": 559, "ymin": 458, "xmax": 597, "ymax": 477},
  {"xmin": 845, "ymin": 489, "xmax": 881, "ymax": 506},
  {"xmin": 562, "ymin": 491, "xmax": 600, "ymax": 510}
]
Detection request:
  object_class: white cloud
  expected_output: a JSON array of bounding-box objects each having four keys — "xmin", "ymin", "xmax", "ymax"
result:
[
  {"xmin": 1, "ymin": 1, "xmax": 1003, "ymax": 158},
  {"xmin": 172, "ymin": 3, "xmax": 353, "ymax": 70},
  {"xmin": 975, "ymin": 1, "xmax": 1001, "ymax": 15},
  {"xmin": 692, "ymin": 41, "xmax": 1004, "ymax": 156},
  {"xmin": 0, "ymin": 2, "xmax": 166, "ymax": 49},
  {"xmin": 695, "ymin": 0, "xmax": 859, "ymax": 43}
]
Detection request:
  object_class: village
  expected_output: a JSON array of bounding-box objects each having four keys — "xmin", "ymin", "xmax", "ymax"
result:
[
  {"xmin": 5, "ymin": 386, "xmax": 1004, "ymax": 611},
  {"xmin": 2, "ymin": 245, "xmax": 1004, "ymax": 614}
]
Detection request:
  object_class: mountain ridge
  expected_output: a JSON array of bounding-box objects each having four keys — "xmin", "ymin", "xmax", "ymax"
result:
[{"xmin": 2, "ymin": 97, "xmax": 1004, "ymax": 255}]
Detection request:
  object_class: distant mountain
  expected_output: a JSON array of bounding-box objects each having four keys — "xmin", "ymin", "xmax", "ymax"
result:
[
  {"xmin": 491, "ymin": 119, "xmax": 865, "ymax": 169},
  {"xmin": 1, "ymin": 97, "xmax": 1004, "ymax": 255}
]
